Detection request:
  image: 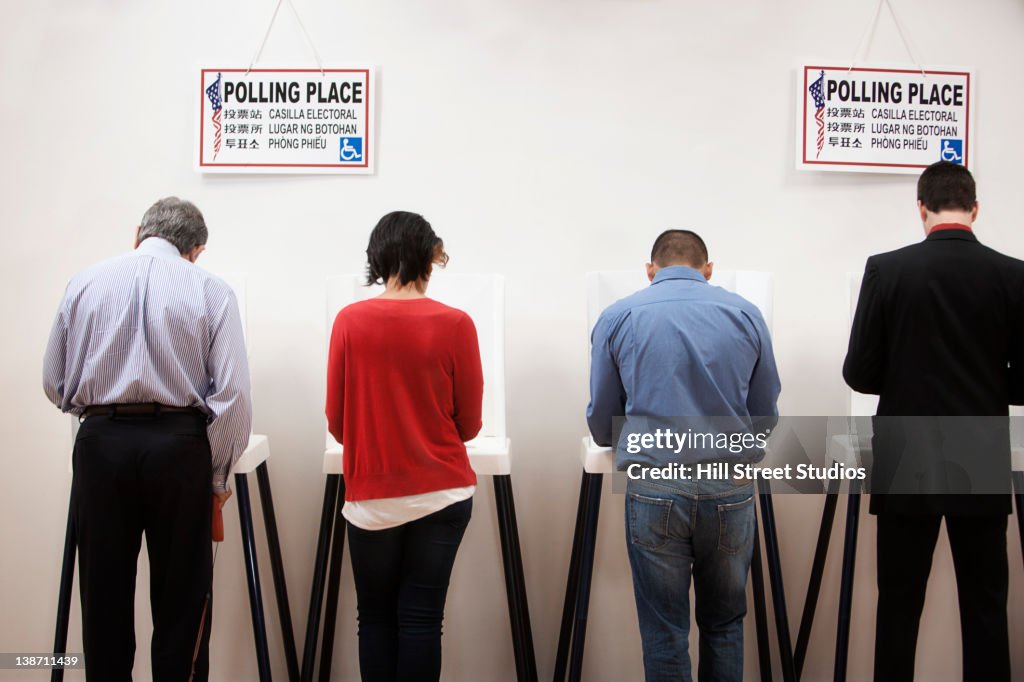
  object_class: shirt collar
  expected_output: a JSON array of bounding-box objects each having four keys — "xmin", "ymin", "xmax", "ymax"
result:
[
  {"xmin": 136, "ymin": 236, "xmax": 185, "ymax": 260},
  {"xmin": 651, "ymin": 265, "xmax": 708, "ymax": 285},
  {"xmin": 925, "ymin": 224, "xmax": 978, "ymax": 243},
  {"xmin": 928, "ymin": 222, "xmax": 973, "ymax": 234}
]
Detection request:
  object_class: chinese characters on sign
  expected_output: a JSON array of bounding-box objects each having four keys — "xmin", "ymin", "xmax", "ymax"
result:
[
  {"xmin": 797, "ymin": 64, "xmax": 973, "ymax": 174},
  {"xmin": 197, "ymin": 68, "xmax": 374, "ymax": 174}
]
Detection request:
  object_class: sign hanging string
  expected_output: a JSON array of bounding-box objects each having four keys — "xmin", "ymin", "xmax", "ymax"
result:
[
  {"xmin": 247, "ymin": 0, "xmax": 325, "ymax": 75},
  {"xmin": 848, "ymin": 0, "xmax": 926, "ymax": 77}
]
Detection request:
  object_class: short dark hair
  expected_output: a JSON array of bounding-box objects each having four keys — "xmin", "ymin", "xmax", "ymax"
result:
[
  {"xmin": 650, "ymin": 229, "xmax": 708, "ymax": 268},
  {"xmin": 365, "ymin": 211, "xmax": 448, "ymax": 286},
  {"xmin": 917, "ymin": 161, "xmax": 976, "ymax": 213}
]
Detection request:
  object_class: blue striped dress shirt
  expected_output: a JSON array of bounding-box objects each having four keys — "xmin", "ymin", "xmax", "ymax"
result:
[{"xmin": 42, "ymin": 237, "xmax": 252, "ymax": 491}]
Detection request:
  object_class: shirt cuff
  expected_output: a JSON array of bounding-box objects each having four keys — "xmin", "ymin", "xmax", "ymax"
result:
[{"xmin": 213, "ymin": 476, "xmax": 230, "ymax": 493}]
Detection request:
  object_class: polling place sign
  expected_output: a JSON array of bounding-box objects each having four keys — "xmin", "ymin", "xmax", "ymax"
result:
[
  {"xmin": 197, "ymin": 68, "xmax": 374, "ymax": 174},
  {"xmin": 797, "ymin": 64, "xmax": 973, "ymax": 174}
]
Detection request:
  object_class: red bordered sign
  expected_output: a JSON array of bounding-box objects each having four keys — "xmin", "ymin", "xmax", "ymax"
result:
[
  {"xmin": 796, "ymin": 64, "xmax": 973, "ymax": 175},
  {"xmin": 197, "ymin": 68, "xmax": 374, "ymax": 174}
]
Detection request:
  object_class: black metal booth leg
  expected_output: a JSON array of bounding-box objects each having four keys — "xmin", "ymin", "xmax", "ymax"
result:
[
  {"xmin": 493, "ymin": 475, "xmax": 538, "ymax": 682},
  {"xmin": 834, "ymin": 481, "xmax": 861, "ymax": 682},
  {"xmin": 554, "ymin": 472, "xmax": 592, "ymax": 682},
  {"xmin": 758, "ymin": 483, "xmax": 796, "ymax": 682},
  {"xmin": 318, "ymin": 477, "xmax": 347, "ymax": 682},
  {"xmin": 750, "ymin": 502, "xmax": 772, "ymax": 682},
  {"xmin": 795, "ymin": 478, "xmax": 840, "ymax": 679},
  {"xmin": 236, "ymin": 473, "xmax": 273, "ymax": 682},
  {"xmin": 51, "ymin": 502, "xmax": 77, "ymax": 682},
  {"xmin": 256, "ymin": 462, "xmax": 300, "ymax": 682},
  {"xmin": 567, "ymin": 473, "xmax": 603, "ymax": 682},
  {"xmin": 301, "ymin": 475, "xmax": 341, "ymax": 682}
]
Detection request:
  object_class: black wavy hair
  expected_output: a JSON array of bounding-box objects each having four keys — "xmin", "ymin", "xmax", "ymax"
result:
[{"xmin": 365, "ymin": 211, "xmax": 448, "ymax": 286}]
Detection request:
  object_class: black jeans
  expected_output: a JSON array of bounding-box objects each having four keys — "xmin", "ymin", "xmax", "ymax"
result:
[
  {"xmin": 347, "ymin": 497, "xmax": 473, "ymax": 682},
  {"xmin": 874, "ymin": 512, "xmax": 1010, "ymax": 682},
  {"xmin": 71, "ymin": 411, "xmax": 213, "ymax": 682}
]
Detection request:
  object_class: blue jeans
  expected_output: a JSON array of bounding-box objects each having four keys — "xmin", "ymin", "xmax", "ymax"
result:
[
  {"xmin": 625, "ymin": 477, "xmax": 755, "ymax": 682},
  {"xmin": 347, "ymin": 498, "xmax": 472, "ymax": 682}
]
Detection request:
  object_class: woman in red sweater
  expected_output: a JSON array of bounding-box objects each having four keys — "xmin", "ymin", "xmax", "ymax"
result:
[{"xmin": 326, "ymin": 210, "xmax": 483, "ymax": 681}]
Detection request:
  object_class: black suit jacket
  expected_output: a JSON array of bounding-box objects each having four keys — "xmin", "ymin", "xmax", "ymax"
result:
[{"xmin": 843, "ymin": 227, "xmax": 1024, "ymax": 515}]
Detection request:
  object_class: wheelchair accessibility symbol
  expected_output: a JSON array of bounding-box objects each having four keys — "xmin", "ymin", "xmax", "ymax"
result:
[
  {"xmin": 940, "ymin": 139, "xmax": 963, "ymax": 164},
  {"xmin": 339, "ymin": 137, "xmax": 363, "ymax": 163}
]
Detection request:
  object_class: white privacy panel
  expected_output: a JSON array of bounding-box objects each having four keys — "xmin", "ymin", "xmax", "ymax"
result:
[
  {"xmin": 326, "ymin": 273, "xmax": 506, "ymax": 442},
  {"xmin": 847, "ymin": 271, "xmax": 880, "ymax": 417},
  {"xmin": 585, "ymin": 269, "xmax": 775, "ymax": 336}
]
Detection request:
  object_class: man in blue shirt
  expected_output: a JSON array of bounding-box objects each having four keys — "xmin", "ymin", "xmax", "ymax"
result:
[{"xmin": 587, "ymin": 230, "xmax": 780, "ymax": 682}]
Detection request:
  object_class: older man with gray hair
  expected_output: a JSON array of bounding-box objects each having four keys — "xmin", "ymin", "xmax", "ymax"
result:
[{"xmin": 43, "ymin": 197, "xmax": 251, "ymax": 681}]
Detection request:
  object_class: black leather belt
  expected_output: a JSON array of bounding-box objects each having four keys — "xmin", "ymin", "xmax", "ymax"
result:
[{"xmin": 82, "ymin": 403, "xmax": 204, "ymax": 419}]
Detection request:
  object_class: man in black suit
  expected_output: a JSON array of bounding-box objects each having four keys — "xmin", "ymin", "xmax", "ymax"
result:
[{"xmin": 844, "ymin": 161, "xmax": 1023, "ymax": 681}]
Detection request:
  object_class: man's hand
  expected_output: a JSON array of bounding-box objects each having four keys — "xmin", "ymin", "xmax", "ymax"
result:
[{"xmin": 214, "ymin": 490, "xmax": 232, "ymax": 509}]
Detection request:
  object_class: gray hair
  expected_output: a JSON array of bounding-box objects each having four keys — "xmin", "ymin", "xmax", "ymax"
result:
[{"xmin": 138, "ymin": 197, "xmax": 208, "ymax": 254}]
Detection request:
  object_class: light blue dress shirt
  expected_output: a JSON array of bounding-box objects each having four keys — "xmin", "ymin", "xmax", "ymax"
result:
[
  {"xmin": 586, "ymin": 265, "xmax": 780, "ymax": 450},
  {"xmin": 43, "ymin": 237, "xmax": 252, "ymax": 490}
]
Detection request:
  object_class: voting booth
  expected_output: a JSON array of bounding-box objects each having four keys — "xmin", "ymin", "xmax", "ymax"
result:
[
  {"xmin": 301, "ymin": 273, "xmax": 537, "ymax": 682},
  {"xmin": 790, "ymin": 272, "xmax": 881, "ymax": 682},
  {"xmin": 792, "ymin": 271, "xmax": 870, "ymax": 682},
  {"xmin": 555, "ymin": 270, "xmax": 795, "ymax": 682},
  {"xmin": 220, "ymin": 274, "xmax": 300, "ymax": 682},
  {"xmin": 51, "ymin": 276, "xmax": 299, "ymax": 682}
]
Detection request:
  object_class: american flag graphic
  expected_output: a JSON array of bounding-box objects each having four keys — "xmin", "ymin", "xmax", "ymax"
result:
[
  {"xmin": 205, "ymin": 73, "xmax": 223, "ymax": 160},
  {"xmin": 809, "ymin": 70, "xmax": 826, "ymax": 158}
]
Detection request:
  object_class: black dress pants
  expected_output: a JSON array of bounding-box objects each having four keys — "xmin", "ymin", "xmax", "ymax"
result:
[
  {"xmin": 71, "ymin": 411, "xmax": 213, "ymax": 682},
  {"xmin": 347, "ymin": 497, "xmax": 473, "ymax": 682},
  {"xmin": 874, "ymin": 512, "xmax": 1010, "ymax": 682}
]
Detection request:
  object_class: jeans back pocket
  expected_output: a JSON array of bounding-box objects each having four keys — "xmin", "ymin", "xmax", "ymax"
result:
[
  {"xmin": 717, "ymin": 495, "xmax": 754, "ymax": 555},
  {"xmin": 627, "ymin": 493, "xmax": 674, "ymax": 550}
]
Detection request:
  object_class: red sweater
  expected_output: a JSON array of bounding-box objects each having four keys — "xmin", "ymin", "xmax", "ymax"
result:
[{"xmin": 326, "ymin": 297, "xmax": 483, "ymax": 501}]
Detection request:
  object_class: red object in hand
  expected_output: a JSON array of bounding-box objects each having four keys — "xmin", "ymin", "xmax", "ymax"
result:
[{"xmin": 212, "ymin": 497, "xmax": 224, "ymax": 542}]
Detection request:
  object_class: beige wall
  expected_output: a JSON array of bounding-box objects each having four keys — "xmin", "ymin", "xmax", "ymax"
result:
[{"xmin": 2, "ymin": 0, "xmax": 1023, "ymax": 679}]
